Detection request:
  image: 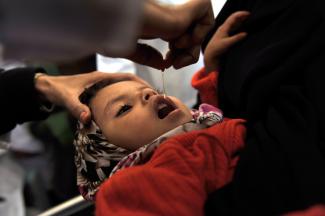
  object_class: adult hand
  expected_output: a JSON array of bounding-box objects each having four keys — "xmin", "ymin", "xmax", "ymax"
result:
[
  {"xmin": 101, "ymin": 0, "xmax": 214, "ymax": 70},
  {"xmin": 162, "ymin": 0, "xmax": 214, "ymax": 69},
  {"xmin": 142, "ymin": 0, "xmax": 214, "ymax": 69},
  {"xmin": 204, "ymin": 11, "xmax": 250, "ymax": 72},
  {"xmin": 34, "ymin": 72, "xmax": 143, "ymax": 124}
]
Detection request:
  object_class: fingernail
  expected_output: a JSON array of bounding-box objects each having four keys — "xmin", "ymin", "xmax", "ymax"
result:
[{"xmin": 80, "ymin": 111, "xmax": 87, "ymax": 120}]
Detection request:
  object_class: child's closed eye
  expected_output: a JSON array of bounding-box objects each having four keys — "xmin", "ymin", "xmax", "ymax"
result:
[{"xmin": 116, "ymin": 104, "xmax": 132, "ymax": 117}]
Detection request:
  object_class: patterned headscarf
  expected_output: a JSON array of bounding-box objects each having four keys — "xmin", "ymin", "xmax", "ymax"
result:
[
  {"xmin": 73, "ymin": 103, "xmax": 223, "ymax": 201},
  {"xmin": 73, "ymin": 121, "xmax": 131, "ymax": 200}
]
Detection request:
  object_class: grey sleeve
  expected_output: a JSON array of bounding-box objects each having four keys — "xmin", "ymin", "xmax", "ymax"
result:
[{"xmin": 0, "ymin": 0, "xmax": 143, "ymax": 61}]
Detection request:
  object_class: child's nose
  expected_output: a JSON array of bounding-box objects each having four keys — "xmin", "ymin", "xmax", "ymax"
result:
[{"xmin": 142, "ymin": 89, "xmax": 156, "ymax": 102}]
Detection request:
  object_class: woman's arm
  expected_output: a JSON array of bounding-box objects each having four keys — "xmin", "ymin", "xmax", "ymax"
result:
[
  {"xmin": 0, "ymin": 67, "xmax": 49, "ymax": 134},
  {"xmin": 0, "ymin": 69, "xmax": 143, "ymax": 134}
]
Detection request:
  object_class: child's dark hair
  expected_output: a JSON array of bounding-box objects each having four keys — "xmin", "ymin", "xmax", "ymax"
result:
[{"xmin": 79, "ymin": 77, "xmax": 132, "ymax": 106}]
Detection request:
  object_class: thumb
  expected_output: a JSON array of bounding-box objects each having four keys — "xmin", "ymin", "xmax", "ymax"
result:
[
  {"xmin": 165, "ymin": 45, "xmax": 200, "ymax": 69},
  {"xmin": 66, "ymin": 98, "xmax": 92, "ymax": 124},
  {"xmin": 127, "ymin": 43, "xmax": 165, "ymax": 70},
  {"xmin": 79, "ymin": 107, "xmax": 92, "ymax": 124}
]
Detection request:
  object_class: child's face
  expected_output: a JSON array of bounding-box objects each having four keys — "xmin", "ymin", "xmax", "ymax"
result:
[{"xmin": 90, "ymin": 80, "xmax": 192, "ymax": 151}]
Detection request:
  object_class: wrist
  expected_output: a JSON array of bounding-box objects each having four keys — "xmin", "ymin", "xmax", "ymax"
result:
[
  {"xmin": 34, "ymin": 73, "xmax": 54, "ymax": 111},
  {"xmin": 204, "ymin": 55, "xmax": 220, "ymax": 73},
  {"xmin": 34, "ymin": 73, "xmax": 49, "ymax": 97}
]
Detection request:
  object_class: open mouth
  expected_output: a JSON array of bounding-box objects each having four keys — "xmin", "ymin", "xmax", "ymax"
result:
[{"xmin": 156, "ymin": 97, "xmax": 177, "ymax": 119}]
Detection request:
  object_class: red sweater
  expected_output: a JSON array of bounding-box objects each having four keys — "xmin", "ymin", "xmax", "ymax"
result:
[{"xmin": 95, "ymin": 68, "xmax": 246, "ymax": 216}]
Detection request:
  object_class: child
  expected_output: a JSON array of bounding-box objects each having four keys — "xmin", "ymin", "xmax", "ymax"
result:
[{"xmin": 74, "ymin": 11, "xmax": 249, "ymax": 216}]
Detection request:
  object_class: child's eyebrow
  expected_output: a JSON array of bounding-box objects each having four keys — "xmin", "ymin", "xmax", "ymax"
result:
[{"xmin": 104, "ymin": 85, "xmax": 151, "ymax": 114}]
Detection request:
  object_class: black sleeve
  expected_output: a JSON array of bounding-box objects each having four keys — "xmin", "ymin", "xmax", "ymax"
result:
[
  {"xmin": 204, "ymin": 0, "xmax": 325, "ymax": 215},
  {"xmin": 0, "ymin": 67, "xmax": 50, "ymax": 134}
]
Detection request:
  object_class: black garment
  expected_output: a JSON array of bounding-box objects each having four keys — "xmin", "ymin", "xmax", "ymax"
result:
[
  {"xmin": 204, "ymin": 0, "xmax": 325, "ymax": 215},
  {"xmin": 0, "ymin": 67, "xmax": 49, "ymax": 134}
]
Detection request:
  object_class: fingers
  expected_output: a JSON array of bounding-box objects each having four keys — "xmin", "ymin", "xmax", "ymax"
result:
[
  {"xmin": 205, "ymin": 31, "xmax": 247, "ymax": 60},
  {"xmin": 100, "ymin": 42, "xmax": 166, "ymax": 70},
  {"xmin": 224, "ymin": 32, "xmax": 247, "ymax": 46},
  {"xmin": 191, "ymin": 7, "xmax": 215, "ymax": 45},
  {"xmin": 126, "ymin": 43, "xmax": 165, "ymax": 70},
  {"xmin": 173, "ymin": 35, "xmax": 192, "ymax": 49},
  {"xmin": 165, "ymin": 45, "xmax": 201, "ymax": 69},
  {"xmin": 173, "ymin": 1, "xmax": 214, "ymax": 49},
  {"xmin": 163, "ymin": 0, "xmax": 213, "ymax": 69},
  {"xmin": 204, "ymin": 10, "xmax": 250, "ymax": 57},
  {"xmin": 80, "ymin": 111, "xmax": 91, "ymax": 124},
  {"xmin": 218, "ymin": 11, "xmax": 250, "ymax": 35},
  {"xmin": 66, "ymin": 97, "xmax": 92, "ymax": 124}
]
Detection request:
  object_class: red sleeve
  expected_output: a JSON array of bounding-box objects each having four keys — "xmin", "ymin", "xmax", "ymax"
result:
[
  {"xmin": 191, "ymin": 67, "xmax": 219, "ymax": 107},
  {"xmin": 95, "ymin": 119, "xmax": 246, "ymax": 216}
]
